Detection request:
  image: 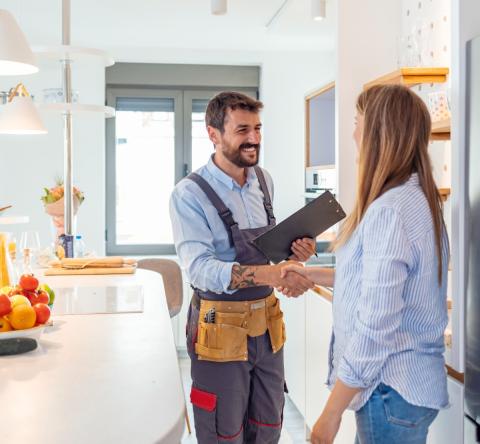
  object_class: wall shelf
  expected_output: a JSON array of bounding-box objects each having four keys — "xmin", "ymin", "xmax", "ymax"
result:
[
  {"xmin": 363, "ymin": 67, "xmax": 449, "ymax": 89},
  {"xmin": 431, "ymin": 118, "xmax": 451, "ymax": 140},
  {"xmin": 33, "ymin": 45, "xmax": 115, "ymax": 67},
  {"xmin": 438, "ymin": 188, "xmax": 451, "ymax": 201},
  {"xmin": 0, "ymin": 216, "xmax": 29, "ymax": 225},
  {"xmin": 39, "ymin": 103, "xmax": 115, "ymax": 118},
  {"xmin": 312, "ymin": 285, "xmax": 333, "ymax": 303}
]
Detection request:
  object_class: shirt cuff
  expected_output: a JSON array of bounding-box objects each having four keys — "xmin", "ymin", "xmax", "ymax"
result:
[
  {"xmin": 337, "ymin": 357, "xmax": 377, "ymax": 389},
  {"xmin": 219, "ymin": 261, "xmax": 239, "ymax": 294}
]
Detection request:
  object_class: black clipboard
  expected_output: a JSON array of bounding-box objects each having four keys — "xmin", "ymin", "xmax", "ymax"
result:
[{"xmin": 252, "ymin": 191, "xmax": 346, "ymax": 263}]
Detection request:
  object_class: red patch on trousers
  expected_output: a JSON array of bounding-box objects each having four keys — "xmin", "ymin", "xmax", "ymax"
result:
[{"xmin": 190, "ymin": 387, "xmax": 217, "ymax": 412}]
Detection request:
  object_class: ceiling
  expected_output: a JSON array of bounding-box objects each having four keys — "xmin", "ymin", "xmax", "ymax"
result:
[{"xmin": 1, "ymin": 0, "xmax": 335, "ymax": 55}]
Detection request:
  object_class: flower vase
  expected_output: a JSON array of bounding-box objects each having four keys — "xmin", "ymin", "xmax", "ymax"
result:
[{"xmin": 45, "ymin": 196, "xmax": 80, "ymax": 246}]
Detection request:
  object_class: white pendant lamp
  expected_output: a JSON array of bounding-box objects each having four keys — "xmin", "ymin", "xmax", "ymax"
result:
[
  {"xmin": 0, "ymin": 10, "xmax": 38, "ymax": 75},
  {"xmin": 0, "ymin": 84, "xmax": 47, "ymax": 134},
  {"xmin": 211, "ymin": 0, "xmax": 227, "ymax": 15},
  {"xmin": 312, "ymin": 0, "xmax": 326, "ymax": 21}
]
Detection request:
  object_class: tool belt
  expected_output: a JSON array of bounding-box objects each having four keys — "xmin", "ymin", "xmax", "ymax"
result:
[{"xmin": 193, "ymin": 292, "xmax": 286, "ymax": 363}]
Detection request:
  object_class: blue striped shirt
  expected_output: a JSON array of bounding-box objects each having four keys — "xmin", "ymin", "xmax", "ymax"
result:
[
  {"xmin": 169, "ymin": 156, "xmax": 274, "ymax": 294},
  {"xmin": 328, "ymin": 174, "xmax": 450, "ymax": 411}
]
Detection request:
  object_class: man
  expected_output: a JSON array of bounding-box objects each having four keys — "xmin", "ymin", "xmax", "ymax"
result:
[{"xmin": 170, "ymin": 91, "xmax": 315, "ymax": 443}]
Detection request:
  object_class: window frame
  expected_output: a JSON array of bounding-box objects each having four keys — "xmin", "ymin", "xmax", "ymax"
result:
[{"xmin": 106, "ymin": 88, "xmax": 183, "ymax": 255}]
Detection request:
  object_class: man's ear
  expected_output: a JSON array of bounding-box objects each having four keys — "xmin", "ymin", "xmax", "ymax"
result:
[{"xmin": 207, "ymin": 125, "xmax": 221, "ymax": 146}]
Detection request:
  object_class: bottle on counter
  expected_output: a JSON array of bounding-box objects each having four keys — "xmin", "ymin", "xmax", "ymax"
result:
[{"xmin": 74, "ymin": 235, "xmax": 85, "ymax": 258}]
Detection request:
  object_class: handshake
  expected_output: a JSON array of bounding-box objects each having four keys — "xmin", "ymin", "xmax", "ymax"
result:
[{"xmin": 270, "ymin": 262, "xmax": 315, "ymax": 298}]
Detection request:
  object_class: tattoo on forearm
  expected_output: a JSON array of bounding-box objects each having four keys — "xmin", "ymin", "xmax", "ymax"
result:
[{"xmin": 229, "ymin": 264, "xmax": 258, "ymax": 289}]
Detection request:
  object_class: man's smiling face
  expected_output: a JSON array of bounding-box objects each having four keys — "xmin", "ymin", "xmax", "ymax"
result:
[{"xmin": 214, "ymin": 108, "xmax": 262, "ymax": 167}]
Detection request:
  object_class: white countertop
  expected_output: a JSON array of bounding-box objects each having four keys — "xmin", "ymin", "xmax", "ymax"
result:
[{"xmin": 0, "ymin": 269, "xmax": 185, "ymax": 444}]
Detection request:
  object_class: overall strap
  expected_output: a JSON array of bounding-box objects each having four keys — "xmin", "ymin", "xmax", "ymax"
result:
[
  {"xmin": 187, "ymin": 173, "xmax": 238, "ymax": 244},
  {"xmin": 253, "ymin": 166, "xmax": 276, "ymax": 225}
]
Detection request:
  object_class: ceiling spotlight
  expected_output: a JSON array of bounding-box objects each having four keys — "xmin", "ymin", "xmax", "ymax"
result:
[
  {"xmin": 211, "ymin": 0, "xmax": 227, "ymax": 15},
  {"xmin": 312, "ymin": 0, "xmax": 326, "ymax": 21}
]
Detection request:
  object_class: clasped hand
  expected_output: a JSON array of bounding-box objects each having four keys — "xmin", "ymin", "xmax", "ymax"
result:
[{"xmin": 274, "ymin": 262, "xmax": 313, "ymax": 297}]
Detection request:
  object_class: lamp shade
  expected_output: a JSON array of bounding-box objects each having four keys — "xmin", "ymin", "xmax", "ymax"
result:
[
  {"xmin": 312, "ymin": 0, "xmax": 326, "ymax": 20},
  {"xmin": 0, "ymin": 10, "xmax": 38, "ymax": 75},
  {"xmin": 0, "ymin": 96, "xmax": 47, "ymax": 134},
  {"xmin": 211, "ymin": 0, "xmax": 227, "ymax": 15}
]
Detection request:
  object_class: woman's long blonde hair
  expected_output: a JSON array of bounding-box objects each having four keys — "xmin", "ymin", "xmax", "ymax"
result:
[{"xmin": 333, "ymin": 84, "xmax": 445, "ymax": 281}]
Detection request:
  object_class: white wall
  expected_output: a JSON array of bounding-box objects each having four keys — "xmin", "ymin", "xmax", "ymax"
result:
[
  {"xmin": 261, "ymin": 51, "xmax": 335, "ymax": 220},
  {"xmin": 336, "ymin": 0, "xmax": 402, "ymax": 213},
  {"xmin": 0, "ymin": 48, "xmax": 334, "ymax": 258},
  {"xmin": 0, "ymin": 60, "xmax": 106, "ymax": 255}
]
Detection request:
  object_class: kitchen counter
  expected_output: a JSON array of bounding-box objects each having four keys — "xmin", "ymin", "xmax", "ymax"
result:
[{"xmin": 0, "ymin": 269, "xmax": 185, "ymax": 444}]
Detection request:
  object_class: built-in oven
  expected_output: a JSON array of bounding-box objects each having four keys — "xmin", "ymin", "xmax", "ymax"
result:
[
  {"xmin": 305, "ymin": 165, "xmax": 337, "ymax": 252},
  {"xmin": 305, "ymin": 165, "xmax": 336, "ymax": 204}
]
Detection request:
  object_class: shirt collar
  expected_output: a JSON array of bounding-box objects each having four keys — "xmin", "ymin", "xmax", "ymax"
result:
[
  {"xmin": 408, "ymin": 172, "xmax": 419, "ymax": 186},
  {"xmin": 206, "ymin": 155, "xmax": 255, "ymax": 190}
]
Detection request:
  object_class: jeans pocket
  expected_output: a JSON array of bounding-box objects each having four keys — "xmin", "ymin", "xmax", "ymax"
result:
[{"xmin": 381, "ymin": 386, "xmax": 438, "ymax": 428}]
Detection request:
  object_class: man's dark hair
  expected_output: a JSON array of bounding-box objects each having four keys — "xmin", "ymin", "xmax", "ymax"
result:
[{"xmin": 205, "ymin": 91, "xmax": 263, "ymax": 132}]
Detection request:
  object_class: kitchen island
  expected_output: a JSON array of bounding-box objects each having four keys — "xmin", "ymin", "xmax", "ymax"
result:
[{"xmin": 0, "ymin": 269, "xmax": 185, "ymax": 444}]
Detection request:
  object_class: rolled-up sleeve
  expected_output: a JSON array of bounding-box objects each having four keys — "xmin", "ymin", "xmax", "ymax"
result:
[
  {"xmin": 337, "ymin": 206, "xmax": 413, "ymax": 388},
  {"xmin": 169, "ymin": 184, "xmax": 237, "ymax": 294}
]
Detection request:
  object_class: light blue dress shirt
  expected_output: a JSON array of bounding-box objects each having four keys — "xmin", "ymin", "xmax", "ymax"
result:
[
  {"xmin": 328, "ymin": 174, "xmax": 450, "ymax": 411},
  {"xmin": 169, "ymin": 156, "xmax": 274, "ymax": 294}
]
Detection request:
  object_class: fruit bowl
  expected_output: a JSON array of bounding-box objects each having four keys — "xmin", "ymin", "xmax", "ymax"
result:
[{"xmin": 0, "ymin": 324, "xmax": 44, "ymax": 341}]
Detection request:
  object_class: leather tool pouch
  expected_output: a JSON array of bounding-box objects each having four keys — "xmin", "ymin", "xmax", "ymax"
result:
[
  {"xmin": 195, "ymin": 310, "xmax": 249, "ymax": 362},
  {"xmin": 194, "ymin": 294, "xmax": 285, "ymax": 362},
  {"xmin": 266, "ymin": 298, "xmax": 286, "ymax": 353}
]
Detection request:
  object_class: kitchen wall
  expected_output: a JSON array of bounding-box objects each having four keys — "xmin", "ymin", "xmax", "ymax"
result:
[
  {"xmin": 0, "ymin": 48, "xmax": 333, "ymax": 256},
  {"xmin": 0, "ymin": 61, "xmax": 106, "ymax": 255}
]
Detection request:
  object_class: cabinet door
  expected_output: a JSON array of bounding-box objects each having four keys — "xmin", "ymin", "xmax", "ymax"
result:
[
  {"xmin": 282, "ymin": 292, "xmax": 307, "ymax": 416},
  {"xmin": 305, "ymin": 290, "xmax": 357, "ymax": 443},
  {"xmin": 427, "ymin": 377, "xmax": 464, "ymax": 444},
  {"xmin": 464, "ymin": 416, "xmax": 479, "ymax": 444}
]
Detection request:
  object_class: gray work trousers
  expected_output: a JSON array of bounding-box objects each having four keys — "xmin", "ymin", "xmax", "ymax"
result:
[{"xmin": 187, "ymin": 303, "xmax": 286, "ymax": 444}]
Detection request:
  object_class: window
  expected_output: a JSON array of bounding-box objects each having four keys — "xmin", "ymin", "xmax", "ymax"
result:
[{"xmin": 106, "ymin": 87, "xmax": 258, "ymax": 255}]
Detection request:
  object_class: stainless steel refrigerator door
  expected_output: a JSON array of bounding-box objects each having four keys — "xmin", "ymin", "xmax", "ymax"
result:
[{"xmin": 465, "ymin": 34, "xmax": 480, "ymax": 425}]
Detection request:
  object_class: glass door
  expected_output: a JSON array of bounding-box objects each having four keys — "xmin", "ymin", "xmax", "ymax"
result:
[{"xmin": 106, "ymin": 89, "xmax": 183, "ymax": 255}]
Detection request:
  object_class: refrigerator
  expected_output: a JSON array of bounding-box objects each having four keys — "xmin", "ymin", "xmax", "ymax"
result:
[{"xmin": 465, "ymin": 34, "xmax": 480, "ymax": 442}]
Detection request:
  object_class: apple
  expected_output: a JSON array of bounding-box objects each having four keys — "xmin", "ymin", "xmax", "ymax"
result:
[
  {"xmin": 0, "ymin": 294, "xmax": 12, "ymax": 317},
  {"xmin": 33, "ymin": 303, "xmax": 50, "ymax": 325},
  {"xmin": 9, "ymin": 294, "xmax": 31, "ymax": 308},
  {"xmin": 19, "ymin": 274, "xmax": 39, "ymax": 291},
  {"xmin": 37, "ymin": 290, "xmax": 50, "ymax": 305}
]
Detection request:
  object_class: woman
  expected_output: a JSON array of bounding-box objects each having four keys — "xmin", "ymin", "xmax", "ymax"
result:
[{"xmin": 282, "ymin": 84, "xmax": 449, "ymax": 444}]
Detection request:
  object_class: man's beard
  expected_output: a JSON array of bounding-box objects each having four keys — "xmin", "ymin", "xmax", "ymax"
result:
[{"xmin": 221, "ymin": 141, "xmax": 261, "ymax": 167}]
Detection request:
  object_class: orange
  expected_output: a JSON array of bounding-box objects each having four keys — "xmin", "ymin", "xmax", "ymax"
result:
[
  {"xmin": 0, "ymin": 316, "xmax": 11, "ymax": 332},
  {"xmin": 9, "ymin": 305, "xmax": 36, "ymax": 330}
]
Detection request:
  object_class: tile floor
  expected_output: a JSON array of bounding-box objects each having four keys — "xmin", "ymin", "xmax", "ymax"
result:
[{"xmin": 178, "ymin": 355, "xmax": 309, "ymax": 443}]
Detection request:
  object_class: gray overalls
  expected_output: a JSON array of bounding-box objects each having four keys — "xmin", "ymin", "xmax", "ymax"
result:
[{"xmin": 185, "ymin": 166, "xmax": 286, "ymax": 443}]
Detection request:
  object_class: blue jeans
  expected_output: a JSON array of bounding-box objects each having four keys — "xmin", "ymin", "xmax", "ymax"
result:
[{"xmin": 354, "ymin": 384, "xmax": 438, "ymax": 444}]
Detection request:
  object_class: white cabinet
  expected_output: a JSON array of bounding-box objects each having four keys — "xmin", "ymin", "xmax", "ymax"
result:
[
  {"xmin": 282, "ymin": 292, "xmax": 307, "ymax": 415},
  {"xmin": 427, "ymin": 377, "xmax": 464, "ymax": 444},
  {"xmin": 464, "ymin": 416, "xmax": 479, "ymax": 444},
  {"xmin": 304, "ymin": 290, "xmax": 357, "ymax": 443}
]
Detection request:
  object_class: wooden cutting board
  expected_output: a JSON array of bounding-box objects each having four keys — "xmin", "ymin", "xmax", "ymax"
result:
[{"xmin": 44, "ymin": 267, "xmax": 136, "ymax": 276}]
